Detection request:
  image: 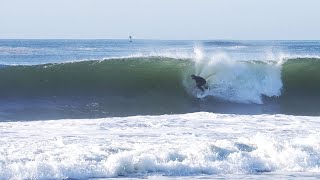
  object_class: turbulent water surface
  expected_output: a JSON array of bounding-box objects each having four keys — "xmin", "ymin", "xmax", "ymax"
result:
[{"xmin": 1, "ymin": 40, "xmax": 320, "ymax": 179}]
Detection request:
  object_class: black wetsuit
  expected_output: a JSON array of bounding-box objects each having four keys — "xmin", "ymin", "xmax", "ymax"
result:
[{"xmin": 192, "ymin": 75, "xmax": 206, "ymax": 92}]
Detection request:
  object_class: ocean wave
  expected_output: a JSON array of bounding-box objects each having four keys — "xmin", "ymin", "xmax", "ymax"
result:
[
  {"xmin": 1, "ymin": 112, "xmax": 320, "ymax": 179},
  {"xmin": 1, "ymin": 55, "xmax": 319, "ymax": 99},
  {"xmin": 0, "ymin": 46, "xmax": 35, "ymax": 55},
  {"xmin": 0, "ymin": 55, "xmax": 320, "ymax": 118}
]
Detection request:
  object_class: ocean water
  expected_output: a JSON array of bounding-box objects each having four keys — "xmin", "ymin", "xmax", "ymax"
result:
[{"xmin": 1, "ymin": 39, "xmax": 320, "ymax": 179}]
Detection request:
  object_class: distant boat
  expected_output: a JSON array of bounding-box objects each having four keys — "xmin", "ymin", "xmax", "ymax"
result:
[{"xmin": 129, "ymin": 36, "xmax": 132, "ymax": 42}]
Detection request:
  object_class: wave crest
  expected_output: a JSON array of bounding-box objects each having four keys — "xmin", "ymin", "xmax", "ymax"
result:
[{"xmin": 1, "ymin": 56, "xmax": 320, "ymax": 118}]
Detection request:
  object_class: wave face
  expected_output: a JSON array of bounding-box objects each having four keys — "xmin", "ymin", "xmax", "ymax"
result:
[
  {"xmin": 1, "ymin": 56, "xmax": 320, "ymax": 119},
  {"xmin": 282, "ymin": 58, "xmax": 320, "ymax": 95},
  {"xmin": 0, "ymin": 57, "xmax": 188, "ymax": 97}
]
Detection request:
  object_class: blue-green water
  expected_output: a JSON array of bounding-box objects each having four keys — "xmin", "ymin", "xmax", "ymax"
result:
[
  {"xmin": 1, "ymin": 40, "xmax": 320, "ymax": 119},
  {"xmin": 1, "ymin": 40, "xmax": 320, "ymax": 179}
]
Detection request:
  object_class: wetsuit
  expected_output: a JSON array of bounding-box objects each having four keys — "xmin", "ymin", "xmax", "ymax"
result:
[{"xmin": 191, "ymin": 75, "xmax": 206, "ymax": 92}]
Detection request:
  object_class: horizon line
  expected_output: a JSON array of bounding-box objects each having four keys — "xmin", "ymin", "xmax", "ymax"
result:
[{"xmin": 1, "ymin": 38, "xmax": 320, "ymax": 41}]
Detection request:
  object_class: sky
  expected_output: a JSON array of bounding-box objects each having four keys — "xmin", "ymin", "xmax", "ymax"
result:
[{"xmin": 1, "ymin": 0, "xmax": 320, "ymax": 40}]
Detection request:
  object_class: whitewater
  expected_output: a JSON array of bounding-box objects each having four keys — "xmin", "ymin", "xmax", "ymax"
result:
[
  {"xmin": 2, "ymin": 113, "xmax": 320, "ymax": 179},
  {"xmin": 1, "ymin": 39, "xmax": 320, "ymax": 179}
]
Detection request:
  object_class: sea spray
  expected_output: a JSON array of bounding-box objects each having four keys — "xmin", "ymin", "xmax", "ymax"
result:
[{"xmin": 188, "ymin": 48, "xmax": 283, "ymax": 103}]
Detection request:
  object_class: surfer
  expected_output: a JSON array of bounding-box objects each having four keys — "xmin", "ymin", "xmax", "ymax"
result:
[{"xmin": 191, "ymin": 74, "xmax": 207, "ymax": 92}]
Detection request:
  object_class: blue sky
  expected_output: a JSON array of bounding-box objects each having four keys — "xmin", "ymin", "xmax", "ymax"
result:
[{"xmin": 1, "ymin": 0, "xmax": 320, "ymax": 40}]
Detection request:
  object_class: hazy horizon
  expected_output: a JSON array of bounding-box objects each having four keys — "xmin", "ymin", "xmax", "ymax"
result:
[{"xmin": 1, "ymin": 0, "xmax": 320, "ymax": 40}]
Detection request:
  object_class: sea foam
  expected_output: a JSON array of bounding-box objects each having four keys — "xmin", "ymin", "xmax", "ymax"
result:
[
  {"xmin": 189, "ymin": 47, "xmax": 283, "ymax": 103},
  {"xmin": 1, "ymin": 113, "xmax": 320, "ymax": 179}
]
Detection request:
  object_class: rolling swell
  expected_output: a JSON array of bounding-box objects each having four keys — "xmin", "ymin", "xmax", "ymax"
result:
[
  {"xmin": 0, "ymin": 57, "xmax": 190, "ymax": 97},
  {"xmin": 0, "ymin": 57, "xmax": 196, "ymax": 119},
  {"xmin": 282, "ymin": 58, "xmax": 320, "ymax": 95},
  {"xmin": 0, "ymin": 57, "xmax": 320, "ymax": 119},
  {"xmin": 280, "ymin": 58, "xmax": 320, "ymax": 115}
]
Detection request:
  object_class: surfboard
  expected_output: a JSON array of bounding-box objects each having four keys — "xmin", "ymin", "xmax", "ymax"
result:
[{"xmin": 196, "ymin": 87, "xmax": 210, "ymax": 98}]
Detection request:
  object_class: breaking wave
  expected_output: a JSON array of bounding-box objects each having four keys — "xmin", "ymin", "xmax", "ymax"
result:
[
  {"xmin": 1, "ymin": 112, "xmax": 320, "ymax": 179},
  {"xmin": 1, "ymin": 54, "xmax": 320, "ymax": 118}
]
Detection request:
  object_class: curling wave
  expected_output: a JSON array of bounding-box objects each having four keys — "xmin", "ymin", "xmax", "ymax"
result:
[{"xmin": 0, "ymin": 56, "xmax": 320, "ymax": 119}]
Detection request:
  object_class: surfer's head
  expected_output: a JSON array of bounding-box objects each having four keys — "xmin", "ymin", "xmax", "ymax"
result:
[{"xmin": 191, "ymin": 74, "xmax": 196, "ymax": 79}]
